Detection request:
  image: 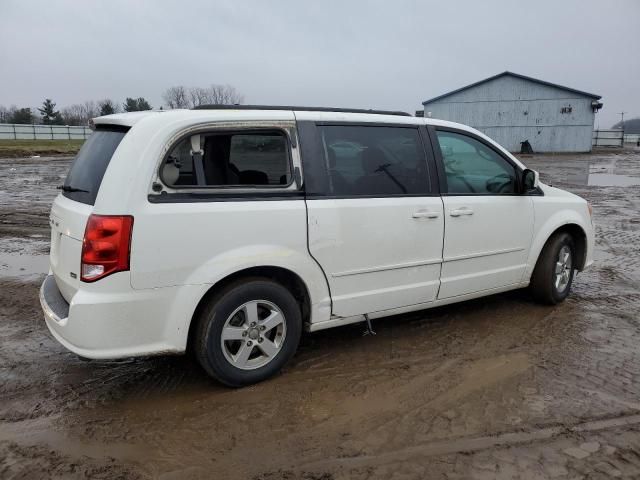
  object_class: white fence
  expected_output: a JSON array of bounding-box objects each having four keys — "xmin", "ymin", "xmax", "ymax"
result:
[
  {"xmin": 592, "ymin": 129, "xmax": 624, "ymax": 148},
  {"xmin": 624, "ymin": 133, "xmax": 640, "ymax": 145},
  {"xmin": 0, "ymin": 123, "xmax": 91, "ymax": 140}
]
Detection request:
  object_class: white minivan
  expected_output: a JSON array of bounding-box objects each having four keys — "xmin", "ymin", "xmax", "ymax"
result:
[{"xmin": 40, "ymin": 106, "xmax": 594, "ymax": 386}]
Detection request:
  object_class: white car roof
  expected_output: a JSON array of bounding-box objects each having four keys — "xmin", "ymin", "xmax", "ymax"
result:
[
  {"xmin": 93, "ymin": 110, "xmax": 167, "ymax": 127},
  {"xmin": 93, "ymin": 107, "xmax": 472, "ymax": 131},
  {"xmin": 92, "ymin": 107, "xmax": 524, "ymax": 169}
]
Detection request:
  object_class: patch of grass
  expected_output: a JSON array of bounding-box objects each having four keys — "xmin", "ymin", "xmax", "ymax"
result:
[{"xmin": 0, "ymin": 139, "xmax": 84, "ymax": 158}]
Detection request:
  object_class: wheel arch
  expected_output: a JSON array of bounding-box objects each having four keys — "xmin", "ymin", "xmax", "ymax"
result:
[
  {"xmin": 527, "ymin": 221, "xmax": 588, "ymax": 282},
  {"xmin": 186, "ymin": 266, "xmax": 312, "ymax": 352},
  {"xmin": 554, "ymin": 224, "xmax": 587, "ymax": 270}
]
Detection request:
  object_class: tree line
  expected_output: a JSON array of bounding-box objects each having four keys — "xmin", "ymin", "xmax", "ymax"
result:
[
  {"xmin": 0, "ymin": 84, "xmax": 243, "ymax": 126},
  {"xmin": 0, "ymin": 97, "xmax": 152, "ymax": 126},
  {"xmin": 612, "ymin": 118, "xmax": 640, "ymax": 134},
  {"xmin": 162, "ymin": 84, "xmax": 243, "ymax": 109}
]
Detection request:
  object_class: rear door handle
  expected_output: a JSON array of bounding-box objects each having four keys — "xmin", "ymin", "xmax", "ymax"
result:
[
  {"xmin": 412, "ymin": 210, "xmax": 440, "ymax": 219},
  {"xmin": 449, "ymin": 208, "xmax": 474, "ymax": 217}
]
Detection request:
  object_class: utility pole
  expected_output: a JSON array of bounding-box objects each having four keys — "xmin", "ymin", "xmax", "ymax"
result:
[{"xmin": 619, "ymin": 111, "xmax": 627, "ymax": 130}]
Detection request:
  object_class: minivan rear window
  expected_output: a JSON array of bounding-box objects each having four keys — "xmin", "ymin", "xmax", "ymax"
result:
[
  {"xmin": 161, "ymin": 130, "xmax": 291, "ymax": 188},
  {"xmin": 62, "ymin": 126, "xmax": 129, "ymax": 205}
]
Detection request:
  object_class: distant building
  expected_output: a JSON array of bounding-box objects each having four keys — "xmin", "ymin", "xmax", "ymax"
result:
[{"xmin": 422, "ymin": 71, "xmax": 603, "ymax": 152}]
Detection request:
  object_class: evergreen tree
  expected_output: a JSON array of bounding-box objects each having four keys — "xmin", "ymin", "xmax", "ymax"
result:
[
  {"xmin": 99, "ymin": 99, "xmax": 118, "ymax": 116},
  {"xmin": 123, "ymin": 97, "xmax": 152, "ymax": 112},
  {"xmin": 135, "ymin": 97, "xmax": 152, "ymax": 110},
  {"xmin": 38, "ymin": 99, "xmax": 64, "ymax": 125},
  {"xmin": 10, "ymin": 107, "xmax": 33, "ymax": 124},
  {"xmin": 123, "ymin": 98, "xmax": 136, "ymax": 112}
]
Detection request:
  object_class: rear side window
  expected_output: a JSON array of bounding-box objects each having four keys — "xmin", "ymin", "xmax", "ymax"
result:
[
  {"xmin": 162, "ymin": 131, "xmax": 291, "ymax": 187},
  {"xmin": 318, "ymin": 125, "xmax": 430, "ymax": 196},
  {"xmin": 62, "ymin": 126, "xmax": 128, "ymax": 205}
]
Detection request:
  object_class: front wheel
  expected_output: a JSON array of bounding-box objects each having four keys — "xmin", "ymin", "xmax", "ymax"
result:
[
  {"xmin": 194, "ymin": 278, "xmax": 302, "ymax": 387},
  {"xmin": 530, "ymin": 232, "xmax": 576, "ymax": 305}
]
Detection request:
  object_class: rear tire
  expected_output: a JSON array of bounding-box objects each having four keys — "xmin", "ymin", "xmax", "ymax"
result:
[
  {"xmin": 530, "ymin": 232, "xmax": 576, "ymax": 305},
  {"xmin": 194, "ymin": 278, "xmax": 302, "ymax": 387}
]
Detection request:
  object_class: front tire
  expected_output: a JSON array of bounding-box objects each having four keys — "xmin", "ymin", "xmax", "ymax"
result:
[
  {"xmin": 530, "ymin": 232, "xmax": 576, "ymax": 305},
  {"xmin": 194, "ymin": 278, "xmax": 302, "ymax": 387}
]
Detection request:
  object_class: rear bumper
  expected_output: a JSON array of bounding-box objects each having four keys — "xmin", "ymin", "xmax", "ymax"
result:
[
  {"xmin": 40, "ymin": 274, "xmax": 70, "ymax": 323},
  {"xmin": 40, "ymin": 274, "xmax": 201, "ymax": 359}
]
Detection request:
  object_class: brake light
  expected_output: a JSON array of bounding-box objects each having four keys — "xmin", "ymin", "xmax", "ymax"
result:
[{"xmin": 81, "ymin": 214, "xmax": 133, "ymax": 282}]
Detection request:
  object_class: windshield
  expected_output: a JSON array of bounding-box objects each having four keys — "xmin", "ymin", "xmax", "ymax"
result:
[{"xmin": 62, "ymin": 126, "xmax": 128, "ymax": 205}]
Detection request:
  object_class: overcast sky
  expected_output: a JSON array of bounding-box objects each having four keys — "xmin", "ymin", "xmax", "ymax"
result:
[{"xmin": 1, "ymin": 0, "xmax": 638, "ymax": 127}]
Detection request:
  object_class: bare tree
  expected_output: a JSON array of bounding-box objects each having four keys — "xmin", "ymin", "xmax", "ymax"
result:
[
  {"xmin": 0, "ymin": 105, "xmax": 10, "ymax": 123},
  {"xmin": 188, "ymin": 87, "xmax": 210, "ymax": 108},
  {"xmin": 4, "ymin": 106, "xmax": 19, "ymax": 123},
  {"xmin": 162, "ymin": 86, "xmax": 190, "ymax": 109},
  {"xmin": 61, "ymin": 105, "xmax": 83, "ymax": 125},
  {"xmin": 62, "ymin": 101, "xmax": 99, "ymax": 125},
  {"xmin": 83, "ymin": 100, "xmax": 98, "ymax": 120},
  {"xmin": 163, "ymin": 84, "xmax": 244, "ymax": 109},
  {"xmin": 207, "ymin": 84, "xmax": 244, "ymax": 105}
]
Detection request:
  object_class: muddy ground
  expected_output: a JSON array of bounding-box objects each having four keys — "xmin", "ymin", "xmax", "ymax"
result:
[{"xmin": 1, "ymin": 149, "xmax": 640, "ymax": 479}]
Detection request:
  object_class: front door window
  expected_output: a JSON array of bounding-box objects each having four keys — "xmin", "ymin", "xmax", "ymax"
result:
[{"xmin": 436, "ymin": 130, "xmax": 517, "ymax": 194}]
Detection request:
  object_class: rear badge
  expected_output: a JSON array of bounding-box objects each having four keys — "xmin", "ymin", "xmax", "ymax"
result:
[{"xmin": 70, "ymin": 272, "xmax": 77, "ymax": 279}]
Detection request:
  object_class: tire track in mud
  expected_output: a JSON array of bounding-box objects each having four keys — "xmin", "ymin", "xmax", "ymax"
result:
[
  {"xmin": 295, "ymin": 413, "xmax": 640, "ymax": 472},
  {"xmin": 0, "ymin": 441, "xmax": 145, "ymax": 480},
  {"xmin": 350, "ymin": 353, "xmax": 531, "ymax": 452}
]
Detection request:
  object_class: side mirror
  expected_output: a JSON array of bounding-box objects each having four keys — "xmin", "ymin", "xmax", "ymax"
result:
[{"xmin": 522, "ymin": 169, "xmax": 539, "ymax": 192}]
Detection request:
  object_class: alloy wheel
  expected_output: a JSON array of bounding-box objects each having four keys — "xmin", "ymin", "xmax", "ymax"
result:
[{"xmin": 220, "ymin": 300, "xmax": 287, "ymax": 370}]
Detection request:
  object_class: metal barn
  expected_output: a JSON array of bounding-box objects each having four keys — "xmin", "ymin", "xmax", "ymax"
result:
[{"xmin": 422, "ymin": 72, "xmax": 603, "ymax": 153}]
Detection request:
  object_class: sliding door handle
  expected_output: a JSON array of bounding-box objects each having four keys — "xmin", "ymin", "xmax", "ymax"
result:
[
  {"xmin": 450, "ymin": 208, "xmax": 474, "ymax": 217},
  {"xmin": 412, "ymin": 210, "xmax": 440, "ymax": 219}
]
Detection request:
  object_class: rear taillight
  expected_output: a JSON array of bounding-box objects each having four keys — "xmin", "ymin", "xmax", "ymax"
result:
[{"xmin": 81, "ymin": 214, "xmax": 133, "ymax": 282}]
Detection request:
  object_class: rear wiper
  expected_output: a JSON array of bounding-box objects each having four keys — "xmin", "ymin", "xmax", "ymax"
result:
[{"xmin": 57, "ymin": 185, "xmax": 89, "ymax": 193}]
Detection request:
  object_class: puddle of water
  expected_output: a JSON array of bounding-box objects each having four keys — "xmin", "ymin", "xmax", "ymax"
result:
[
  {"xmin": 0, "ymin": 236, "xmax": 49, "ymax": 254},
  {"xmin": 587, "ymin": 173, "xmax": 640, "ymax": 187},
  {"xmin": 0, "ymin": 253, "xmax": 49, "ymax": 278},
  {"xmin": 566, "ymin": 171, "xmax": 640, "ymax": 187},
  {"xmin": 589, "ymin": 163, "xmax": 615, "ymax": 175},
  {"xmin": 561, "ymin": 159, "xmax": 640, "ymax": 187}
]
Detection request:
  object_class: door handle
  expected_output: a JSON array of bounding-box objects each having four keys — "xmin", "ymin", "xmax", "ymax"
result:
[
  {"xmin": 412, "ymin": 210, "xmax": 440, "ymax": 219},
  {"xmin": 449, "ymin": 208, "xmax": 474, "ymax": 217}
]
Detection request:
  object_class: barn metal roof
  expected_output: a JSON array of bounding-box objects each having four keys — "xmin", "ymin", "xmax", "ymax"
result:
[{"xmin": 422, "ymin": 71, "xmax": 602, "ymax": 105}]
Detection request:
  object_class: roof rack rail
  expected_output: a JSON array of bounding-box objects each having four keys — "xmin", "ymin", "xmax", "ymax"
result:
[{"xmin": 191, "ymin": 105, "xmax": 412, "ymax": 117}]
